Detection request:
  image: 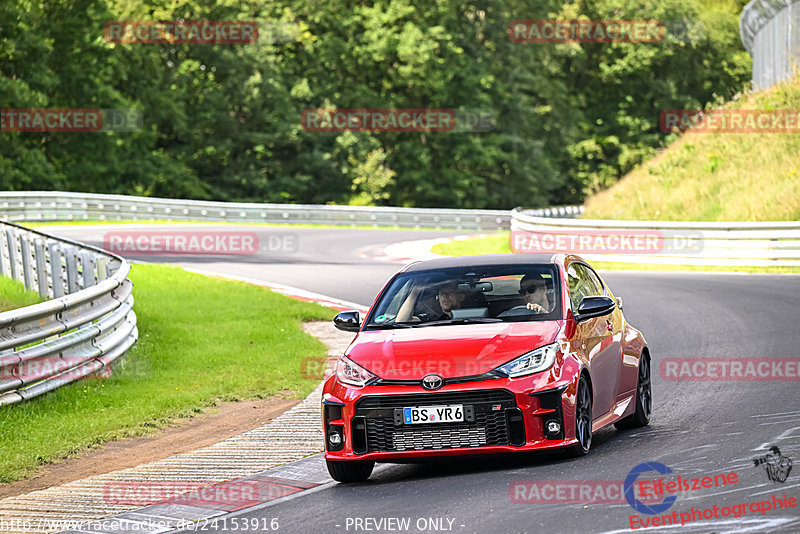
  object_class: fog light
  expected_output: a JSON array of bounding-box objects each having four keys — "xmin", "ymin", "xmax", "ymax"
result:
[
  {"xmin": 546, "ymin": 421, "xmax": 561, "ymax": 434},
  {"xmin": 328, "ymin": 430, "xmax": 342, "ymax": 446}
]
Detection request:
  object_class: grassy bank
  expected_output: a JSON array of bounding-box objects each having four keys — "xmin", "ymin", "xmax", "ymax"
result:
[
  {"xmin": 432, "ymin": 77, "xmax": 800, "ymax": 273},
  {"xmin": 583, "ymin": 76, "xmax": 800, "ymax": 221},
  {"xmin": 0, "ymin": 264, "xmax": 333, "ymax": 483}
]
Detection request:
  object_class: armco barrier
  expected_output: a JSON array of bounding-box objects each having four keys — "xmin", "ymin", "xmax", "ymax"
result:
[
  {"xmin": 0, "ymin": 220, "xmax": 137, "ymax": 406},
  {"xmin": 0, "ymin": 191, "xmax": 582, "ymax": 230},
  {"xmin": 511, "ymin": 208, "xmax": 800, "ymax": 267}
]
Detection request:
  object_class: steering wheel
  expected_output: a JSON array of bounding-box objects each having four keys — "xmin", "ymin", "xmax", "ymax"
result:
[{"xmin": 497, "ymin": 305, "xmax": 543, "ymax": 318}]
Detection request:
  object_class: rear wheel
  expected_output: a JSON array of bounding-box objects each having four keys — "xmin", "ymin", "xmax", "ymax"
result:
[
  {"xmin": 567, "ymin": 375, "xmax": 592, "ymax": 457},
  {"xmin": 615, "ymin": 353, "xmax": 652, "ymax": 430},
  {"xmin": 326, "ymin": 459, "xmax": 375, "ymax": 483}
]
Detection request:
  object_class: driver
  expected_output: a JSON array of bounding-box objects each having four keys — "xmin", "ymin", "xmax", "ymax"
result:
[{"xmin": 518, "ymin": 274, "xmax": 551, "ymax": 313}]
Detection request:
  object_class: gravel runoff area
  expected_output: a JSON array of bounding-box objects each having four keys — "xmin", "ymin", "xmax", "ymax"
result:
[{"xmin": 0, "ymin": 322, "xmax": 354, "ymax": 534}]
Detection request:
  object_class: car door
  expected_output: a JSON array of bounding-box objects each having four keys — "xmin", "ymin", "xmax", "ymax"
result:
[{"xmin": 567, "ymin": 262, "xmax": 623, "ymax": 420}]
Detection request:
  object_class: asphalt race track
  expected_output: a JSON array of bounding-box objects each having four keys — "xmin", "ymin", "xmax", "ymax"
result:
[{"xmin": 41, "ymin": 224, "xmax": 800, "ymax": 533}]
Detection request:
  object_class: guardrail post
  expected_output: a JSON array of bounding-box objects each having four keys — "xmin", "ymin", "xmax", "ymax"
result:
[
  {"xmin": 96, "ymin": 257, "xmax": 109, "ymax": 282},
  {"xmin": 81, "ymin": 251, "xmax": 96, "ymax": 288},
  {"xmin": 34, "ymin": 238, "xmax": 49, "ymax": 298},
  {"xmin": 20, "ymin": 236, "xmax": 34, "ymax": 291},
  {"xmin": 48, "ymin": 242, "xmax": 65, "ymax": 298},
  {"xmin": 6, "ymin": 229, "xmax": 19, "ymax": 283},
  {"xmin": 64, "ymin": 246, "xmax": 79, "ymax": 294},
  {"xmin": 0, "ymin": 229, "xmax": 7, "ymax": 278}
]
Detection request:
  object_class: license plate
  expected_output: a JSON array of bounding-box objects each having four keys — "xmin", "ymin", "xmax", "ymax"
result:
[{"xmin": 403, "ymin": 404, "xmax": 464, "ymax": 424}]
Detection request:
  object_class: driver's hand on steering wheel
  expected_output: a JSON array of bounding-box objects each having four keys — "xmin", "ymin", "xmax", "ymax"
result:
[{"xmin": 526, "ymin": 302, "xmax": 546, "ymax": 313}]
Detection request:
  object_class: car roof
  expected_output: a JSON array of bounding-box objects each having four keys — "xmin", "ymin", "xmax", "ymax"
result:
[{"xmin": 402, "ymin": 253, "xmax": 559, "ymax": 272}]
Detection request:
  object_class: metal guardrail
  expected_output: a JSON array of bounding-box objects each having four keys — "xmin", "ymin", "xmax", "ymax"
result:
[
  {"xmin": 0, "ymin": 191, "xmax": 517, "ymax": 230},
  {"xmin": 0, "ymin": 221, "xmax": 138, "ymax": 406},
  {"xmin": 741, "ymin": 0, "xmax": 800, "ymax": 90},
  {"xmin": 510, "ymin": 209, "xmax": 800, "ymax": 266},
  {"xmin": 514, "ymin": 205, "xmax": 583, "ymax": 219}
]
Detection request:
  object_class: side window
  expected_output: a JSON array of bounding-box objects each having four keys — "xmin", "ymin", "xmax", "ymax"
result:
[
  {"xmin": 579, "ymin": 264, "xmax": 605, "ymax": 297},
  {"xmin": 567, "ymin": 263, "xmax": 605, "ymax": 310},
  {"xmin": 567, "ymin": 264, "xmax": 585, "ymax": 310}
]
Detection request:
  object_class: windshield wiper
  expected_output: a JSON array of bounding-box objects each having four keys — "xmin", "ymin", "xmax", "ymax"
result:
[
  {"xmin": 424, "ymin": 318, "xmax": 503, "ymax": 326},
  {"xmin": 366, "ymin": 322, "xmax": 415, "ymax": 329}
]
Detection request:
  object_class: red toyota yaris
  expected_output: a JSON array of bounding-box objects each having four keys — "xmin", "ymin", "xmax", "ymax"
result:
[{"xmin": 322, "ymin": 254, "xmax": 651, "ymax": 482}]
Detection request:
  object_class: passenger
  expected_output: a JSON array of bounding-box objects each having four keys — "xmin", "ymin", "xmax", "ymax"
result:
[
  {"xmin": 396, "ymin": 280, "xmax": 466, "ymax": 322},
  {"xmin": 435, "ymin": 281, "xmax": 467, "ymax": 319}
]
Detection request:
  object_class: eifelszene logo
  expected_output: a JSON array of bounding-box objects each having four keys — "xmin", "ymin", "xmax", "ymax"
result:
[{"xmin": 624, "ymin": 462, "xmax": 678, "ymax": 515}]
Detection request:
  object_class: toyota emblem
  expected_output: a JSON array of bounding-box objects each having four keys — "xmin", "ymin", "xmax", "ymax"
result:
[{"xmin": 421, "ymin": 374, "xmax": 444, "ymax": 390}]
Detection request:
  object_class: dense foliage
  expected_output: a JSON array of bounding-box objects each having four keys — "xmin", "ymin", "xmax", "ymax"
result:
[{"xmin": 0, "ymin": 0, "xmax": 751, "ymax": 208}]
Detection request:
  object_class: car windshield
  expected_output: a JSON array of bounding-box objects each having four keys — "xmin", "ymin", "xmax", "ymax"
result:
[{"xmin": 365, "ymin": 264, "xmax": 561, "ymax": 328}]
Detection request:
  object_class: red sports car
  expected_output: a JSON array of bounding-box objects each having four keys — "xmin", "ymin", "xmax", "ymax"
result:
[{"xmin": 322, "ymin": 254, "xmax": 651, "ymax": 482}]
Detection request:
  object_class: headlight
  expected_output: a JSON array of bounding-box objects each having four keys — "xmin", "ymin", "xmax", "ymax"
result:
[
  {"xmin": 495, "ymin": 343, "xmax": 558, "ymax": 378},
  {"xmin": 335, "ymin": 356, "xmax": 376, "ymax": 387}
]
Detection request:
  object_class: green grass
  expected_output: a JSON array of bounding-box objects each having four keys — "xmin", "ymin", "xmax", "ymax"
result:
[
  {"xmin": 431, "ymin": 232, "xmax": 800, "ymax": 274},
  {"xmin": 0, "ymin": 277, "xmax": 45, "ymax": 312},
  {"xmin": 0, "ymin": 264, "xmax": 333, "ymax": 483},
  {"xmin": 582, "ymin": 75, "xmax": 800, "ymax": 221},
  {"xmin": 431, "ymin": 236, "xmax": 511, "ymax": 256},
  {"xmin": 431, "ymin": 234, "xmax": 511, "ymax": 256}
]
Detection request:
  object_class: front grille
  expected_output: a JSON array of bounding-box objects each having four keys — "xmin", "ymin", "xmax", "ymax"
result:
[
  {"xmin": 369, "ymin": 371, "xmax": 503, "ymax": 387},
  {"xmin": 354, "ymin": 390, "xmax": 518, "ymax": 453}
]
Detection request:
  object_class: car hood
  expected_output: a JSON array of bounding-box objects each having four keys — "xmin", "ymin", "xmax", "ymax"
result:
[{"xmin": 346, "ymin": 321, "xmax": 562, "ymax": 380}]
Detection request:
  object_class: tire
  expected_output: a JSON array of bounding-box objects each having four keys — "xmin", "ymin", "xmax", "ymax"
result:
[
  {"xmin": 615, "ymin": 352, "xmax": 652, "ymax": 430},
  {"xmin": 326, "ymin": 459, "xmax": 375, "ymax": 483},
  {"xmin": 566, "ymin": 375, "xmax": 592, "ymax": 457}
]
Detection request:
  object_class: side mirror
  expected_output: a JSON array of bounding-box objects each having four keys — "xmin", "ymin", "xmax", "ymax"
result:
[
  {"xmin": 333, "ymin": 311, "xmax": 361, "ymax": 332},
  {"xmin": 574, "ymin": 296, "xmax": 616, "ymax": 322}
]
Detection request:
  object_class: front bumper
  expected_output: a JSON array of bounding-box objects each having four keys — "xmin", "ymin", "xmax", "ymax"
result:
[{"xmin": 322, "ymin": 374, "xmax": 579, "ymax": 461}]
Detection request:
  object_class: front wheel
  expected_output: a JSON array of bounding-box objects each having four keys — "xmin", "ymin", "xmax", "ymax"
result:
[
  {"xmin": 566, "ymin": 375, "xmax": 592, "ymax": 457},
  {"xmin": 326, "ymin": 459, "xmax": 375, "ymax": 483},
  {"xmin": 615, "ymin": 353, "xmax": 651, "ymax": 430}
]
